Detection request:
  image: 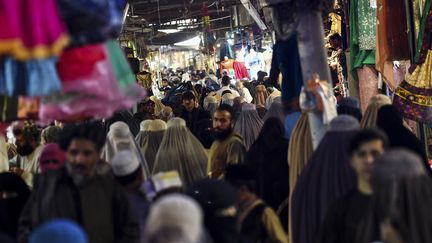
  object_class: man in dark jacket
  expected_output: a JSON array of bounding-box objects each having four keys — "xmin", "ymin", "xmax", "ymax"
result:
[
  {"xmin": 178, "ymin": 91, "xmax": 211, "ymax": 138},
  {"xmin": 18, "ymin": 122, "xmax": 139, "ymax": 243}
]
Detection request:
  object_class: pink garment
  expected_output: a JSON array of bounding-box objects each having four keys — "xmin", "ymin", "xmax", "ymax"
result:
[
  {"xmin": 233, "ymin": 61, "xmax": 249, "ymax": 79},
  {"xmin": 39, "ymin": 44, "xmax": 145, "ymax": 124},
  {"xmin": 38, "ymin": 143, "xmax": 66, "ymax": 173},
  {"xmin": 357, "ymin": 65, "xmax": 379, "ymax": 113},
  {"xmin": 0, "ymin": 0, "xmax": 68, "ymax": 58}
]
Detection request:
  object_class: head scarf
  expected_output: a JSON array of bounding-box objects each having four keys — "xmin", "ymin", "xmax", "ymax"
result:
[
  {"xmin": 287, "ymin": 112, "xmax": 313, "ymax": 243},
  {"xmin": 234, "ymin": 104, "xmax": 264, "ymax": 150},
  {"xmin": 265, "ymin": 89, "xmax": 282, "ymax": 109},
  {"xmin": 38, "ymin": 143, "xmax": 66, "ymax": 173},
  {"xmin": 360, "ymin": 94, "xmax": 391, "ymax": 128},
  {"xmin": 102, "ymin": 121, "xmax": 150, "ymax": 178},
  {"xmin": 41, "ymin": 126, "xmax": 62, "ymax": 144},
  {"xmin": 358, "ymin": 149, "xmax": 432, "ymax": 243},
  {"xmin": 143, "ymin": 194, "xmax": 204, "ymax": 243},
  {"xmin": 136, "ymin": 120, "xmax": 167, "ymax": 172},
  {"xmin": 221, "ymin": 93, "xmax": 236, "ymax": 106},
  {"xmin": 376, "ymin": 105, "xmax": 429, "ymax": 172},
  {"xmin": 152, "ymin": 118, "xmax": 208, "ymax": 189},
  {"xmin": 150, "ymin": 96, "xmax": 165, "ymax": 117},
  {"xmin": 159, "ymin": 106, "xmax": 174, "ymax": 122},
  {"xmin": 254, "ymin": 84, "xmax": 269, "ymax": 107},
  {"xmin": 0, "ymin": 172, "xmax": 30, "ymax": 237},
  {"xmin": 203, "ymin": 95, "xmax": 220, "ymax": 118},
  {"xmin": 188, "ymin": 179, "xmax": 241, "ymax": 243},
  {"xmin": 263, "ymin": 102, "xmax": 286, "ymax": 124},
  {"xmin": 29, "ymin": 219, "xmax": 88, "ymax": 243},
  {"xmin": 291, "ymin": 115, "xmax": 359, "ymax": 243},
  {"xmin": 337, "ymin": 97, "xmax": 362, "ymax": 121},
  {"xmin": 246, "ymin": 117, "xmax": 289, "ymax": 212}
]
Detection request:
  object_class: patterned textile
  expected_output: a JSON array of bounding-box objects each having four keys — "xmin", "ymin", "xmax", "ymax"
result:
[
  {"xmin": 357, "ymin": 65, "xmax": 379, "ymax": 112},
  {"xmin": 394, "ymin": 50, "xmax": 432, "ymax": 122},
  {"xmin": 357, "ymin": 0, "xmax": 377, "ymax": 50}
]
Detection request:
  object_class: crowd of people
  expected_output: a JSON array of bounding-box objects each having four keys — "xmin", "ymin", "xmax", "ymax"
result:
[{"xmin": 0, "ymin": 69, "xmax": 432, "ymax": 243}]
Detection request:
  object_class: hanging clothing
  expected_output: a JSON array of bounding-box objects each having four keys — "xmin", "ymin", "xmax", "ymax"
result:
[
  {"xmin": 349, "ymin": 0, "xmax": 376, "ymax": 80},
  {"xmin": 269, "ymin": 36, "xmax": 304, "ymax": 102},
  {"xmin": 56, "ymin": 0, "xmax": 123, "ymax": 47},
  {"xmin": 376, "ymin": 0, "xmax": 410, "ymax": 90},
  {"xmin": 233, "ymin": 61, "xmax": 250, "ymax": 80},
  {"xmin": 357, "ymin": 65, "xmax": 379, "ymax": 112},
  {"xmin": 393, "ymin": 51, "xmax": 432, "ymax": 123},
  {"xmin": 152, "ymin": 118, "xmax": 208, "ymax": 189},
  {"xmin": 291, "ymin": 116, "xmax": 359, "ymax": 243},
  {"xmin": 0, "ymin": 0, "xmax": 69, "ymax": 60},
  {"xmin": 234, "ymin": 104, "xmax": 264, "ymax": 150},
  {"xmin": 0, "ymin": 57, "xmax": 62, "ymax": 97}
]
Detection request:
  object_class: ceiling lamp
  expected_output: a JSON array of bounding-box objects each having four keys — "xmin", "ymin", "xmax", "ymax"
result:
[
  {"xmin": 159, "ymin": 29, "xmax": 181, "ymax": 34},
  {"xmin": 174, "ymin": 36, "xmax": 201, "ymax": 48}
]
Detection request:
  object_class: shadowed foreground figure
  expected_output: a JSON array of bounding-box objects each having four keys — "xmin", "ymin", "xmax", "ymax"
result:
[{"xmin": 356, "ymin": 149, "xmax": 432, "ymax": 243}]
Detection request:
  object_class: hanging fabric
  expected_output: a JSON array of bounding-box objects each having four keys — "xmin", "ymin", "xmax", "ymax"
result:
[
  {"xmin": 0, "ymin": 0, "xmax": 69, "ymax": 60},
  {"xmin": 56, "ymin": 0, "xmax": 123, "ymax": 47}
]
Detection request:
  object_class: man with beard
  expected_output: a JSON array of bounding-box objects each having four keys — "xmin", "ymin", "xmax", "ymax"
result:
[
  {"xmin": 208, "ymin": 104, "xmax": 246, "ymax": 179},
  {"xmin": 18, "ymin": 122, "xmax": 139, "ymax": 243},
  {"xmin": 9, "ymin": 121, "xmax": 43, "ymax": 188}
]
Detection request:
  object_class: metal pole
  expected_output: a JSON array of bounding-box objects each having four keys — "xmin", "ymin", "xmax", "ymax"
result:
[{"xmin": 296, "ymin": 10, "xmax": 333, "ymax": 148}]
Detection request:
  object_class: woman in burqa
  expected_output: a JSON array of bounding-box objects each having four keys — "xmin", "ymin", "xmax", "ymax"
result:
[
  {"xmin": 152, "ymin": 118, "xmax": 208, "ymax": 189},
  {"xmin": 246, "ymin": 117, "xmax": 289, "ymax": 229},
  {"xmin": 102, "ymin": 121, "xmax": 150, "ymax": 178},
  {"xmin": 136, "ymin": 120, "xmax": 167, "ymax": 172},
  {"xmin": 360, "ymin": 94, "xmax": 391, "ymax": 128},
  {"xmin": 234, "ymin": 103, "xmax": 264, "ymax": 151},
  {"xmin": 0, "ymin": 172, "xmax": 30, "ymax": 238},
  {"xmin": 291, "ymin": 115, "xmax": 359, "ymax": 243},
  {"xmin": 376, "ymin": 105, "xmax": 430, "ymax": 173},
  {"xmin": 263, "ymin": 102, "xmax": 286, "ymax": 124},
  {"xmin": 203, "ymin": 95, "xmax": 220, "ymax": 118},
  {"xmin": 356, "ymin": 149, "xmax": 432, "ymax": 243}
]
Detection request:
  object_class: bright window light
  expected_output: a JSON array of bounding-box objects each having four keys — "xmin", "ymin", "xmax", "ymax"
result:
[
  {"xmin": 159, "ymin": 29, "xmax": 181, "ymax": 34},
  {"xmin": 174, "ymin": 36, "xmax": 201, "ymax": 48}
]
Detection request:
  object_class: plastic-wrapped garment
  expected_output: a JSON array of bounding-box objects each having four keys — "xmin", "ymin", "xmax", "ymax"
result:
[
  {"xmin": 56, "ymin": 0, "xmax": 122, "ymax": 47},
  {"xmin": 39, "ymin": 42, "xmax": 145, "ymax": 123},
  {"xmin": 0, "ymin": 57, "xmax": 62, "ymax": 96},
  {"xmin": 234, "ymin": 104, "xmax": 264, "ymax": 150},
  {"xmin": 153, "ymin": 118, "xmax": 208, "ymax": 189},
  {"xmin": 0, "ymin": 0, "xmax": 69, "ymax": 60}
]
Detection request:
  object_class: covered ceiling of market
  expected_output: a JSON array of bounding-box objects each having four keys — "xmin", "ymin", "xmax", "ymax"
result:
[{"xmin": 121, "ymin": 0, "xmax": 260, "ymax": 45}]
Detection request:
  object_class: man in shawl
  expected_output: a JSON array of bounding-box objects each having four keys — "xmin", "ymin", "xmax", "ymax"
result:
[
  {"xmin": 18, "ymin": 122, "xmax": 140, "ymax": 243},
  {"xmin": 320, "ymin": 129, "xmax": 388, "ymax": 243},
  {"xmin": 208, "ymin": 104, "xmax": 246, "ymax": 179},
  {"xmin": 178, "ymin": 91, "xmax": 211, "ymax": 138},
  {"xmin": 9, "ymin": 121, "xmax": 43, "ymax": 188}
]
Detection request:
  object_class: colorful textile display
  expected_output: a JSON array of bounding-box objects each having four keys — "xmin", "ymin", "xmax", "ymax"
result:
[
  {"xmin": 39, "ymin": 41, "xmax": 145, "ymax": 123},
  {"xmin": 0, "ymin": 0, "xmax": 69, "ymax": 60},
  {"xmin": 56, "ymin": 0, "xmax": 123, "ymax": 47},
  {"xmin": 394, "ymin": 50, "xmax": 432, "ymax": 123},
  {"xmin": 0, "ymin": 57, "xmax": 62, "ymax": 97},
  {"xmin": 233, "ymin": 62, "xmax": 249, "ymax": 80}
]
